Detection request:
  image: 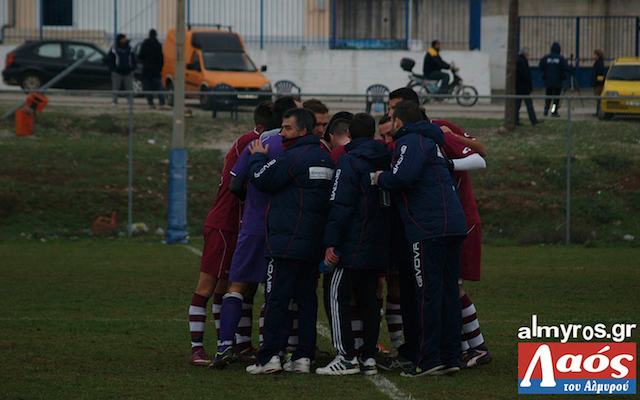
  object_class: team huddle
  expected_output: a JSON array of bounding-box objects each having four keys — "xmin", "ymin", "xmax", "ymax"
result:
[{"xmin": 188, "ymin": 87, "xmax": 492, "ymax": 377}]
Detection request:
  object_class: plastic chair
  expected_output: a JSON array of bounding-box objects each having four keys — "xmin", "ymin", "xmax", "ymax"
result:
[
  {"xmin": 273, "ymin": 80, "xmax": 301, "ymax": 98},
  {"xmin": 211, "ymin": 83, "xmax": 238, "ymax": 119},
  {"xmin": 365, "ymin": 84, "xmax": 390, "ymax": 114},
  {"xmin": 92, "ymin": 212, "xmax": 117, "ymax": 236}
]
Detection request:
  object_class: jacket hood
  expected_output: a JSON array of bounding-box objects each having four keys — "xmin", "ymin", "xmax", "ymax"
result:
[
  {"xmin": 393, "ymin": 121, "xmax": 444, "ymax": 147},
  {"xmin": 346, "ymin": 137, "xmax": 390, "ymax": 168},
  {"xmin": 551, "ymin": 42, "xmax": 561, "ymax": 54}
]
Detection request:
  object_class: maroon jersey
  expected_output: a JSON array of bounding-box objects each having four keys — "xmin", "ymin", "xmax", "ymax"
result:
[
  {"xmin": 433, "ymin": 119, "xmax": 481, "ymax": 226},
  {"xmin": 204, "ymin": 130, "xmax": 260, "ymax": 232}
]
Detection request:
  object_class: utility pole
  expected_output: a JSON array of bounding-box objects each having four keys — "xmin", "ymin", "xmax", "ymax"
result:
[
  {"xmin": 167, "ymin": 0, "xmax": 188, "ymax": 244},
  {"xmin": 504, "ymin": 0, "xmax": 519, "ymax": 131}
]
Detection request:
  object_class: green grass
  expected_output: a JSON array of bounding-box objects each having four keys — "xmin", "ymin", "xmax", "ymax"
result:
[
  {"xmin": 0, "ymin": 240, "xmax": 638, "ymax": 399},
  {"xmin": 0, "ymin": 105, "xmax": 639, "ymax": 244}
]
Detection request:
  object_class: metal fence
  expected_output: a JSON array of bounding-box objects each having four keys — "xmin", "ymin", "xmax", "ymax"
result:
[
  {"xmin": 0, "ymin": 0, "xmax": 479, "ymax": 50},
  {"xmin": 3, "ymin": 87, "xmax": 639, "ymax": 244},
  {"xmin": 519, "ymin": 16, "xmax": 640, "ymax": 87}
]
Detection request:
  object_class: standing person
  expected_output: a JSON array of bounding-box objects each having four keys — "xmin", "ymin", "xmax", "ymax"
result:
[
  {"xmin": 246, "ymin": 108, "xmax": 335, "ymax": 375},
  {"xmin": 375, "ymin": 101, "xmax": 468, "ymax": 377},
  {"xmin": 106, "ymin": 34, "xmax": 136, "ymax": 106},
  {"xmin": 539, "ymin": 42, "xmax": 569, "ymax": 117},
  {"xmin": 592, "ymin": 49, "xmax": 605, "ymax": 115},
  {"xmin": 316, "ymin": 114, "xmax": 390, "ymax": 376},
  {"xmin": 138, "ymin": 29, "xmax": 166, "ymax": 109},
  {"xmin": 423, "ymin": 40, "xmax": 452, "ymax": 95},
  {"xmin": 186, "ymin": 101, "xmax": 272, "ymax": 367},
  {"xmin": 515, "ymin": 48, "xmax": 541, "ymax": 126}
]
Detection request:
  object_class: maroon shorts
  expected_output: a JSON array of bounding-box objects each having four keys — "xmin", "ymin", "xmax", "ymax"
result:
[
  {"xmin": 200, "ymin": 227, "xmax": 238, "ymax": 279},
  {"xmin": 460, "ymin": 224, "xmax": 481, "ymax": 281}
]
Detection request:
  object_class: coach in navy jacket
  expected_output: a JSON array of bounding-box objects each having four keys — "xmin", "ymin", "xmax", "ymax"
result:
[
  {"xmin": 375, "ymin": 100, "xmax": 466, "ymax": 377},
  {"xmin": 246, "ymin": 108, "xmax": 334, "ymax": 374}
]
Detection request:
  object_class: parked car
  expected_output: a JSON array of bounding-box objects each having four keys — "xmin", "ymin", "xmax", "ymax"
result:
[
  {"xmin": 598, "ymin": 57, "xmax": 640, "ymax": 120},
  {"xmin": 161, "ymin": 28, "xmax": 271, "ymax": 109},
  {"xmin": 2, "ymin": 40, "xmax": 111, "ymax": 90}
]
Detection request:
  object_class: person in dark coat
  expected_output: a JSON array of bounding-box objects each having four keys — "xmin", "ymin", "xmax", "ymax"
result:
[
  {"xmin": 246, "ymin": 108, "xmax": 335, "ymax": 375},
  {"xmin": 538, "ymin": 42, "xmax": 569, "ymax": 117},
  {"xmin": 316, "ymin": 113, "xmax": 390, "ymax": 376},
  {"xmin": 375, "ymin": 101, "xmax": 467, "ymax": 377},
  {"xmin": 423, "ymin": 40, "xmax": 452, "ymax": 94},
  {"xmin": 515, "ymin": 48, "xmax": 541, "ymax": 126},
  {"xmin": 106, "ymin": 33, "xmax": 136, "ymax": 106},
  {"xmin": 591, "ymin": 49, "xmax": 605, "ymax": 114},
  {"xmin": 138, "ymin": 29, "xmax": 166, "ymax": 108}
]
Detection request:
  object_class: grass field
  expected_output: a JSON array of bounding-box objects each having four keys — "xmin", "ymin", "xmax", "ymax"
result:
[
  {"xmin": 1, "ymin": 104, "xmax": 639, "ymax": 245},
  {"xmin": 1, "ymin": 240, "xmax": 638, "ymax": 399}
]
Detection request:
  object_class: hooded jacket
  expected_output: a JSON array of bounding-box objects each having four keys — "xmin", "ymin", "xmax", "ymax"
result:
[
  {"xmin": 538, "ymin": 42, "xmax": 569, "ymax": 88},
  {"xmin": 377, "ymin": 121, "xmax": 467, "ymax": 243},
  {"xmin": 248, "ymin": 134, "xmax": 335, "ymax": 262},
  {"xmin": 323, "ymin": 137, "xmax": 391, "ymax": 271},
  {"xmin": 139, "ymin": 36, "xmax": 164, "ymax": 78},
  {"xmin": 107, "ymin": 39, "xmax": 136, "ymax": 75},
  {"xmin": 423, "ymin": 47, "xmax": 451, "ymax": 77}
]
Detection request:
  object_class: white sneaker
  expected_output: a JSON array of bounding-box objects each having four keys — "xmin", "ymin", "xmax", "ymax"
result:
[
  {"xmin": 315, "ymin": 355, "xmax": 360, "ymax": 375},
  {"xmin": 359, "ymin": 357, "xmax": 378, "ymax": 376},
  {"xmin": 283, "ymin": 357, "xmax": 311, "ymax": 373},
  {"xmin": 245, "ymin": 355, "xmax": 282, "ymax": 375}
]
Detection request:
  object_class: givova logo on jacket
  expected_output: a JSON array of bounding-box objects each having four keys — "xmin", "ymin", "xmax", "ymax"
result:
[{"xmin": 518, "ymin": 343, "xmax": 636, "ymax": 394}]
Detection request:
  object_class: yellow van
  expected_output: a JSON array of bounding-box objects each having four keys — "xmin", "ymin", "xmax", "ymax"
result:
[
  {"xmin": 162, "ymin": 28, "xmax": 271, "ymax": 108},
  {"xmin": 598, "ymin": 57, "xmax": 640, "ymax": 120}
]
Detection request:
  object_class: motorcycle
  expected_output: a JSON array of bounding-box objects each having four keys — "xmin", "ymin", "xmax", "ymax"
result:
[{"xmin": 401, "ymin": 57, "xmax": 478, "ymax": 107}]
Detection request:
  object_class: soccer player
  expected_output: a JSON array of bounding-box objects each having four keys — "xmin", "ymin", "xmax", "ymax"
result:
[
  {"xmin": 245, "ymin": 108, "xmax": 334, "ymax": 374},
  {"xmin": 187, "ymin": 100, "xmax": 273, "ymax": 366},
  {"xmin": 376, "ymin": 100, "xmax": 468, "ymax": 377},
  {"xmin": 303, "ymin": 99, "xmax": 330, "ymax": 139},
  {"xmin": 316, "ymin": 113, "xmax": 390, "ymax": 376}
]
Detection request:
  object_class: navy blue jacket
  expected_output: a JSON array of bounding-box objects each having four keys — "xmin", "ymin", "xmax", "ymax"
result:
[
  {"xmin": 323, "ymin": 138, "xmax": 391, "ymax": 271},
  {"xmin": 107, "ymin": 42, "xmax": 136, "ymax": 75},
  {"xmin": 423, "ymin": 47, "xmax": 450, "ymax": 77},
  {"xmin": 377, "ymin": 121, "xmax": 467, "ymax": 243},
  {"xmin": 516, "ymin": 54, "xmax": 533, "ymax": 94},
  {"xmin": 538, "ymin": 42, "xmax": 569, "ymax": 88},
  {"xmin": 249, "ymin": 134, "xmax": 335, "ymax": 262}
]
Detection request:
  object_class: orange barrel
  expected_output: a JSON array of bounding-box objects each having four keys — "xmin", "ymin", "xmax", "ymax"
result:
[
  {"xmin": 26, "ymin": 93, "xmax": 49, "ymax": 112},
  {"xmin": 15, "ymin": 109, "xmax": 34, "ymax": 136}
]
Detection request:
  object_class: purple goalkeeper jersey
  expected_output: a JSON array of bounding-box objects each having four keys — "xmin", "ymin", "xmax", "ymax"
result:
[{"xmin": 231, "ymin": 134, "xmax": 284, "ymax": 235}]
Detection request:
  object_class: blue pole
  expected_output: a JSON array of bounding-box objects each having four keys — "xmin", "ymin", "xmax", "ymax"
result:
[
  {"xmin": 405, "ymin": 0, "xmax": 409, "ymax": 50},
  {"xmin": 39, "ymin": 0, "xmax": 43, "ymax": 40},
  {"xmin": 187, "ymin": 0, "xmax": 190, "ymax": 28},
  {"xmin": 114, "ymin": 0, "xmax": 118, "ymax": 42},
  {"xmin": 575, "ymin": 17, "xmax": 580, "ymax": 71},
  {"xmin": 331, "ymin": 0, "xmax": 337, "ymax": 49},
  {"xmin": 260, "ymin": 0, "xmax": 264, "ymax": 50}
]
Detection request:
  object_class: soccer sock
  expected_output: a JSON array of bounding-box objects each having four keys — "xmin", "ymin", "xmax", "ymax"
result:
[
  {"xmin": 211, "ymin": 292, "xmax": 224, "ymax": 348},
  {"xmin": 218, "ymin": 292, "xmax": 243, "ymax": 353},
  {"xmin": 385, "ymin": 295, "xmax": 403, "ymax": 348},
  {"xmin": 461, "ymin": 293, "xmax": 487, "ymax": 351},
  {"xmin": 234, "ymin": 298, "xmax": 254, "ymax": 352},
  {"xmin": 287, "ymin": 301, "xmax": 299, "ymax": 353},
  {"xmin": 259, "ymin": 303, "xmax": 266, "ymax": 347},
  {"xmin": 189, "ymin": 293, "xmax": 210, "ymax": 353},
  {"xmin": 351, "ymin": 303, "xmax": 363, "ymax": 353}
]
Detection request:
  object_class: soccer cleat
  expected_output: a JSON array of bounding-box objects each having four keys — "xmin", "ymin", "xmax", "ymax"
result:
[
  {"xmin": 377, "ymin": 354, "xmax": 412, "ymax": 371},
  {"xmin": 460, "ymin": 348, "xmax": 492, "ymax": 369},
  {"xmin": 283, "ymin": 357, "xmax": 311, "ymax": 373},
  {"xmin": 189, "ymin": 348, "xmax": 212, "ymax": 367},
  {"xmin": 400, "ymin": 364, "xmax": 444, "ymax": 378},
  {"xmin": 209, "ymin": 346, "xmax": 234, "ymax": 369},
  {"xmin": 235, "ymin": 346, "xmax": 258, "ymax": 364},
  {"xmin": 246, "ymin": 355, "xmax": 282, "ymax": 375},
  {"xmin": 359, "ymin": 357, "xmax": 378, "ymax": 376},
  {"xmin": 315, "ymin": 355, "xmax": 360, "ymax": 375}
]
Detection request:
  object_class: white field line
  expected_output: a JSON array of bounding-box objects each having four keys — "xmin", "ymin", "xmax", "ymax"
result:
[
  {"xmin": 315, "ymin": 322, "xmax": 414, "ymax": 400},
  {"xmin": 183, "ymin": 245, "xmax": 414, "ymax": 400}
]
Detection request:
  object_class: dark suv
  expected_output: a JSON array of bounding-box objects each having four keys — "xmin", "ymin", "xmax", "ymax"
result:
[{"xmin": 2, "ymin": 40, "xmax": 111, "ymax": 90}]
